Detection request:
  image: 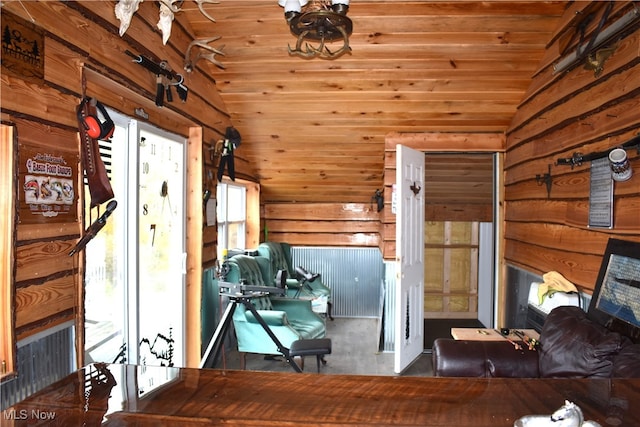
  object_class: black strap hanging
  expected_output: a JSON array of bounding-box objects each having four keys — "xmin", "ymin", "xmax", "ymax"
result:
[{"xmin": 217, "ymin": 126, "xmax": 241, "ymax": 181}]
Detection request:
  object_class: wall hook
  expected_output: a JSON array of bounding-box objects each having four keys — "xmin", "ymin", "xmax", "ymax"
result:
[
  {"xmin": 410, "ymin": 182, "xmax": 421, "ymax": 196},
  {"xmin": 371, "ymin": 189, "xmax": 384, "ymax": 212},
  {"xmin": 536, "ymin": 164, "xmax": 553, "ymax": 199}
]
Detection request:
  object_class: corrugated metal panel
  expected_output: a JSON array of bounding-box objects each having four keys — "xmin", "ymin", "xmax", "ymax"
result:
[
  {"xmin": 383, "ymin": 261, "xmax": 396, "ymax": 352},
  {"xmin": 1, "ymin": 325, "xmax": 75, "ymax": 409},
  {"xmin": 291, "ymin": 247, "xmax": 383, "ymax": 318}
]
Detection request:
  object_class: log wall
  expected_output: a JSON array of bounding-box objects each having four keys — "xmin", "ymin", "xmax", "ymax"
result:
[
  {"xmin": 0, "ymin": 1, "xmax": 249, "ymax": 368},
  {"xmin": 504, "ymin": 2, "xmax": 640, "ymax": 293}
]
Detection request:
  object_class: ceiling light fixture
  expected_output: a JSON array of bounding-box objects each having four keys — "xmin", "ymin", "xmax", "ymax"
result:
[{"xmin": 278, "ymin": 0, "xmax": 352, "ymax": 59}]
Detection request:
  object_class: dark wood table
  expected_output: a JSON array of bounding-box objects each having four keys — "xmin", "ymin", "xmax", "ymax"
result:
[{"xmin": 6, "ymin": 363, "xmax": 639, "ymax": 426}]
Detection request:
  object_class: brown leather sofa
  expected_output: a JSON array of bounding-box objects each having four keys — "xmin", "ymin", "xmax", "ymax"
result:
[{"xmin": 432, "ymin": 306, "xmax": 640, "ymax": 378}]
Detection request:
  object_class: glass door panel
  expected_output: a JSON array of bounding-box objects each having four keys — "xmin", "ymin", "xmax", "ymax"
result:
[
  {"xmin": 85, "ymin": 113, "xmax": 185, "ymax": 368},
  {"xmin": 137, "ymin": 127, "xmax": 185, "ymax": 367},
  {"xmin": 85, "ymin": 119, "xmax": 128, "ymax": 364}
]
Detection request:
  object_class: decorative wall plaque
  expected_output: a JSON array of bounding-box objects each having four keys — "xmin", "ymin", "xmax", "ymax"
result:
[
  {"xmin": 19, "ymin": 145, "xmax": 78, "ymax": 224},
  {"xmin": 588, "ymin": 157, "xmax": 613, "ymax": 229},
  {"xmin": 1, "ymin": 11, "xmax": 45, "ymax": 83}
]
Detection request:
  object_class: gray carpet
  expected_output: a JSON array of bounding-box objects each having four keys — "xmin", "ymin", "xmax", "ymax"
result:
[{"xmin": 219, "ymin": 317, "xmax": 433, "ymax": 376}]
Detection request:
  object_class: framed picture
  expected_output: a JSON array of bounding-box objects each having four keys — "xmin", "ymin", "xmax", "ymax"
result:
[{"xmin": 587, "ymin": 238, "xmax": 640, "ymax": 342}]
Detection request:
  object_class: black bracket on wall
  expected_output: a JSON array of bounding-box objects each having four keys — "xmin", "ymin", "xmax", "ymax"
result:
[
  {"xmin": 371, "ymin": 189, "xmax": 384, "ymax": 212},
  {"xmin": 535, "ymin": 164, "xmax": 553, "ymax": 199},
  {"xmin": 124, "ymin": 50, "xmax": 188, "ymax": 106}
]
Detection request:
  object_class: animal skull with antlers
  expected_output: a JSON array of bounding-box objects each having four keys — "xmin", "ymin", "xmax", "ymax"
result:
[{"xmin": 115, "ymin": 0, "xmax": 219, "ymax": 44}]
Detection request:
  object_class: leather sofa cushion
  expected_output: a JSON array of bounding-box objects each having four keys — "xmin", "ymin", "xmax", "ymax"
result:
[
  {"xmin": 432, "ymin": 338, "xmax": 539, "ymax": 378},
  {"xmin": 612, "ymin": 344, "xmax": 640, "ymax": 378},
  {"xmin": 539, "ymin": 306, "xmax": 628, "ymax": 378}
]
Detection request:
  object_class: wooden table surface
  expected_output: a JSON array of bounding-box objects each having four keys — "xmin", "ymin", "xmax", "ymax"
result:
[
  {"xmin": 450, "ymin": 328, "xmax": 540, "ymax": 341},
  {"xmin": 6, "ymin": 363, "xmax": 639, "ymax": 426}
]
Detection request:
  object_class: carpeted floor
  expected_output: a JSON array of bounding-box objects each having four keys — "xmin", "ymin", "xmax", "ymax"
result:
[
  {"xmin": 220, "ymin": 317, "xmax": 434, "ymax": 376},
  {"xmin": 424, "ymin": 318, "xmax": 485, "ymax": 350}
]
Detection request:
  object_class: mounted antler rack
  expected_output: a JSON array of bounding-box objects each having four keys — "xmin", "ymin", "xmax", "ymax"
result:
[
  {"xmin": 125, "ymin": 50, "xmax": 188, "ymax": 106},
  {"xmin": 555, "ymin": 134, "xmax": 640, "ymax": 169}
]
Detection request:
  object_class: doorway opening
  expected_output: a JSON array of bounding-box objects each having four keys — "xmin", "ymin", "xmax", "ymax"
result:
[{"xmin": 422, "ymin": 153, "xmax": 495, "ymax": 349}]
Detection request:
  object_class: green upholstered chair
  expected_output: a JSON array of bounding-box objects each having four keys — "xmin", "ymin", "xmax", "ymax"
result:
[
  {"xmin": 225, "ymin": 255, "xmax": 326, "ymax": 368},
  {"xmin": 257, "ymin": 242, "xmax": 333, "ymax": 319}
]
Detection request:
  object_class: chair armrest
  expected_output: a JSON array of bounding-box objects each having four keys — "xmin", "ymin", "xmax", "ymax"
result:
[
  {"xmin": 244, "ymin": 310, "xmax": 287, "ymax": 326},
  {"xmin": 285, "ymin": 278, "xmax": 303, "ymax": 289},
  {"xmin": 271, "ymin": 298, "xmax": 323, "ymax": 321},
  {"xmin": 432, "ymin": 338, "xmax": 539, "ymax": 378}
]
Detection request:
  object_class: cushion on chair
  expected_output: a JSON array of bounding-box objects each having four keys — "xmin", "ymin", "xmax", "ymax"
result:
[{"xmin": 538, "ymin": 306, "xmax": 629, "ymax": 378}]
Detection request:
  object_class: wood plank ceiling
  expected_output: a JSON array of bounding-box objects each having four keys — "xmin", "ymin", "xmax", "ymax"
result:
[{"xmin": 181, "ymin": 1, "xmax": 567, "ymax": 204}]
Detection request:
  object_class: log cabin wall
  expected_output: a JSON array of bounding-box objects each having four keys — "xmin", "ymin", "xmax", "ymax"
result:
[
  {"xmin": 504, "ymin": 1, "xmax": 640, "ymax": 295},
  {"xmin": 262, "ymin": 202, "xmax": 381, "ymax": 247},
  {"xmin": 0, "ymin": 1, "xmax": 250, "ymax": 368}
]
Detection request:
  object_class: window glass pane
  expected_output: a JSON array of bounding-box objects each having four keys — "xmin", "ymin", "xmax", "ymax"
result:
[
  {"xmin": 227, "ymin": 185, "xmax": 245, "ymax": 222},
  {"xmin": 85, "ymin": 124, "xmax": 127, "ymax": 364},
  {"xmin": 227, "ymin": 222, "xmax": 245, "ymax": 250},
  {"xmin": 216, "ymin": 183, "xmax": 226, "ymax": 222}
]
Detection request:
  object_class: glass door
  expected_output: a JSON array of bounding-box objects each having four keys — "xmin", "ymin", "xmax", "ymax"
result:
[
  {"xmin": 137, "ymin": 125, "xmax": 185, "ymax": 367},
  {"xmin": 84, "ymin": 112, "xmax": 186, "ymax": 368}
]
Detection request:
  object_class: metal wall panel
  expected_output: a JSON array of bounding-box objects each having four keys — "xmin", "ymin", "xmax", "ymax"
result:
[
  {"xmin": 291, "ymin": 247, "xmax": 384, "ymax": 318},
  {"xmin": 1, "ymin": 325, "xmax": 75, "ymax": 409},
  {"xmin": 505, "ymin": 265, "xmax": 542, "ymax": 329},
  {"xmin": 383, "ymin": 261, "xmax": 397, "ymax": 352}
]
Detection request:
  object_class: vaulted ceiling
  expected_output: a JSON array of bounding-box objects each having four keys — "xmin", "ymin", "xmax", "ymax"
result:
[{"xmin": 181, "ymin": 1, "xmax": 568, "ymax": 203}]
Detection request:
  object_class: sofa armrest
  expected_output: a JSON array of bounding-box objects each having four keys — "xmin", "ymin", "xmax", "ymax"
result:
[{"xmin": 432, "ymin": 338, "xmax": 539, "ymax": 378}]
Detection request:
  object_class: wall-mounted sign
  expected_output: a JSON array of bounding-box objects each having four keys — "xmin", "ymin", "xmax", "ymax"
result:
[
  {"xmin": 588, "ymin": 157, "xmax": 613, "ymax": 229},
  {"xmin": 1, "ymin": 11, "xmax": 44, "ymax": 83},
  {"xmin": 19, "ymin": 146, "xmax": 78, "ymax": 224}
]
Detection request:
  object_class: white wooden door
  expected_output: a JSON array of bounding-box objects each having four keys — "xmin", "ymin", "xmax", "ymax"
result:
[{"xmin": 394, "ymin": 144, "xmax": 425, "ymax": 373}]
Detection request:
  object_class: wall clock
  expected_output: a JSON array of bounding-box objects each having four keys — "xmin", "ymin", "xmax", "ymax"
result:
[{"xmin": 138, "ymin": 132, "xmax": 184, "ymax": 252}]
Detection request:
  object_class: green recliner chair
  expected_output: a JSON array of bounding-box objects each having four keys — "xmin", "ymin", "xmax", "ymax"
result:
[
  {"xmin": 257, "ymin": 241, "xmax": 334, "ymax": 320},
  {"xmin": 225, "ymin": 254, "xmax": 326, "ymax": 368}
]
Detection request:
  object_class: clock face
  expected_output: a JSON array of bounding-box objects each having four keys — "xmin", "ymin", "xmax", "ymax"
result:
[
  {"xmin": 138, "ymin": 129, "xmax": 184, "ymax": 263},
  {"xmin": 136, "ymin": 126, "xmax": 186, "ymax": 365}
]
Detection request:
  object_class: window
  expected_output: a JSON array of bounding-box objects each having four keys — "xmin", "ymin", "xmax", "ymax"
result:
[{"xmin": 217, "ymin": 181, "xmax": 247, "ymax": 257}]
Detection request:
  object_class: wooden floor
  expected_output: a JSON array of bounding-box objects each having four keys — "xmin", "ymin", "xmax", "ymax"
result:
[{"xmin": 218, "ymin": 317, "xmax": 434, "ymax": 376}]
